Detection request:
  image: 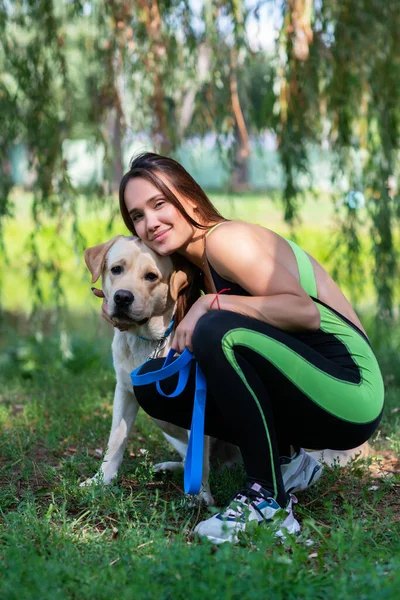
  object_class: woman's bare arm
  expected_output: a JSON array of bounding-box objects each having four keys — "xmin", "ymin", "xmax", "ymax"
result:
[{"xmin": 204, "ymin": 222, "xmax": 320, "ymax": 331}]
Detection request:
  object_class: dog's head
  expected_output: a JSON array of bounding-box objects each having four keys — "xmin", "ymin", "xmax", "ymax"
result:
[{"xmin": 84, "ymin": 236, "xmax": 189, "ymax": 327}]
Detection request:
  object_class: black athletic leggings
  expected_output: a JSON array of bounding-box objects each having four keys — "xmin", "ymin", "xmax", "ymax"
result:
[{"xmin": 134, "ymin": 309, "xmax": 383, "ymax": 506}]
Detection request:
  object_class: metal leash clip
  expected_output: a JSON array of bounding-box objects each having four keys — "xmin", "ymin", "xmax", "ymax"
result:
[{"xmin": 148, "ymin": 337, "xmax": 168, "ymax": 360}]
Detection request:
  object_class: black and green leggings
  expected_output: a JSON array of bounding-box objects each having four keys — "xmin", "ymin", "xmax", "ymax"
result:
[
  {"xmin": 133, "ymin": 242, "xmax": 384, "ymax": 506},
  {"xmin": 134, "ymin": 304, "xmax": 383, "ymax": 506}
]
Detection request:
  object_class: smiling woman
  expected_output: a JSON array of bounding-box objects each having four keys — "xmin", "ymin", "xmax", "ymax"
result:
[
  {"xmin": 119, "ymin": 153, "xmax": 225, "ymax": 244},
  {"xmin": 113, "ymin": 151, "xmax": 384, "ymax": 545},
  {"xmin": 118, "ymin": 153, "xmax": 227, "ymax": 325}
]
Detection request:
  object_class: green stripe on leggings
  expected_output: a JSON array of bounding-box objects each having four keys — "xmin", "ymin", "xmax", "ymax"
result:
[
  {"xmin": 221, "ymin": 305, "xmax": 384, "ymax": 426},
  {"xmin": 220, "ymin": 338, "xmax": 279, "ymax": 498}
]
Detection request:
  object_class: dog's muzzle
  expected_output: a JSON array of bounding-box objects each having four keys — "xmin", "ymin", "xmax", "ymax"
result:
[
  {"xmin": 112, "ymin": 289, "xmax": 148, "ymax": 326},
  {"xmin": 114, "ymin": 289, "xmax": 134, "ymax": 307}
]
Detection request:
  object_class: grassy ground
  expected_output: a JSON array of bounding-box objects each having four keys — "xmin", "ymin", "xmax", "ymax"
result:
[
  {"xmin": 0, "ymin": 311, "xmax": 399, "ymax": 599},
  {"xmin": 1, "ymin": 191, "xmax": 399, "ymax": 597}
]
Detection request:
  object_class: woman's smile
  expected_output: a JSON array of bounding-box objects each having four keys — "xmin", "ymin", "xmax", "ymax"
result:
[{"xmin": 151, "ymin": 228, "xmax": 171, "ymax": 242}]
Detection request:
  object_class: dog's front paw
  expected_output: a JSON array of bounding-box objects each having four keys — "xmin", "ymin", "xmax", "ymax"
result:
[
  {"xmin": 198, "ymin": 485, "xmax": 215, "ymax": 506},
  {"xmin": 185, "ymin": 486, "xmax": 215, "ymax": 508},
  {"xmin": 153, "ymin": 461, "xmax": 183, "ymax": 473},
  {"xmin": 79, "ymin": 472, "xmax": 109, "ymax": 487},
  {"xmin": 80, "ymin": 477, "xmax": 97, "ymax": 487}
]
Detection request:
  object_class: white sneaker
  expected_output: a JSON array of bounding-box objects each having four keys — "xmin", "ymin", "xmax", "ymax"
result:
[
  {"xmin": 281, "ymin": 448, "xmax": 323, "ymax": 493},
  {"xmin": 194, "ymin": 482, "xmax": 300, "ymax": 545}
]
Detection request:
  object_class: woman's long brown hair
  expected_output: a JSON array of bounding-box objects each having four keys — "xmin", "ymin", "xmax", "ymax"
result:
[{"xmin": 119, "ymin": 152, "xmax": 227, "ymax": 325}]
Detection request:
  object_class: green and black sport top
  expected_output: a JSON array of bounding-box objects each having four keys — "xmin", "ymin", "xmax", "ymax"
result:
[{"xmin": 133, "ymin": 232, "xmax": 384, "ymax": 506}]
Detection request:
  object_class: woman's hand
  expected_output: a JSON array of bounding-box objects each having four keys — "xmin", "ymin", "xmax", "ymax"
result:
[{"xmin": 172, "ymin": 295, "xmax": 210, "ymax": 353}]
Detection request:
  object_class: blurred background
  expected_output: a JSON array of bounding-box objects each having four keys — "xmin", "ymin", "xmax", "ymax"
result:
[{"xmin": 0, "ymin": 0, "xmax": 399, "ymax": 382}]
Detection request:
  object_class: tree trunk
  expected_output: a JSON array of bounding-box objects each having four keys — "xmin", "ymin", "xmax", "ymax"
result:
[
  {"xmin": 287, "ymin": 0, "xmax": 313, "ymax": 61},
  {"xmin": 179, "ymin": 44, "xmax": 211, "ymax": 137},
  {"xmin": 136, "ymin": 0, "xmax": 171, "ymax": 153},
  {"xmin": 104, "ymin": 106, "xmax": 124, "ymax": 194},
  {"xmin": 229, "ymin": 48, "xmax": 250, "ymax": 191}
]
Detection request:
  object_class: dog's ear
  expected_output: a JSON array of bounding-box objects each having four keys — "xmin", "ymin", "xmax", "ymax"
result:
[
  {"xmin": 84, "ymin": 236, "xmax": 123, "ymax": 283},
  {"xmin": 169, "ymin": 269, "xmax": 190, "ymax": 301},
  {"xmin": 169, "ymin": 255, "xmax": 194, "ymax": 301}
]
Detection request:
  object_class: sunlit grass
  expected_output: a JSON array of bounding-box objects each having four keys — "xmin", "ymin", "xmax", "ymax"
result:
[
  {"xmin": 3, "ymin": 189, "xmax": 378, "ymax": 313},
  {"xmin": 0, "ymin": 326, "xmax": 399, "ymax": 598}
]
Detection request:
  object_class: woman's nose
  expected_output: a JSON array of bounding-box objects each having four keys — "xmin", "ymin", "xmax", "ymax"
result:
[{"xmin": 145, "ymin": 212, "xmax": 160, "ymax": 232}]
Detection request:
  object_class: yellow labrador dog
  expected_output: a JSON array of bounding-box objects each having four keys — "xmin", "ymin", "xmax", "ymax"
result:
[{"xmin": 81, "ymin": 235, "xmax": 216, "ymax": 504}]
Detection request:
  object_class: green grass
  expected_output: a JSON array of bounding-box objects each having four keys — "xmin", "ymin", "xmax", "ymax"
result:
[
  {"xmin": 1, "ymin": 190, "xmax": 399, "ymax": 597},
  {"xmin": 2, "ymin": 188, "xmax": 382, "ymax": 314},
  {"xmin": 0, "ymin": 314, "xmax": 399, "ymax": 599}
]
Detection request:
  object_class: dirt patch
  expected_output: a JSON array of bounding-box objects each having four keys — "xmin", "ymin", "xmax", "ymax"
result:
[
  {"xmin": 368, "ymin": 449, "xmax": 400, "ymax": 477},
  {"xmin": 1, "ymin": 443, "xmax": 399, "ymax": 518}
]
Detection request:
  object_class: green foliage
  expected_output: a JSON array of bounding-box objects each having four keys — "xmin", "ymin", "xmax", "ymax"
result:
[
  {"xmin": 0, "ymin": 314, "xmax": 399, "ymax": 598},
  {"xmin": 0, "ymin": 329, "xmax": 109, "ymax": 378},
  {"xmin": 277, "ymin": 0, "xmax": 400, "ymax": 314},
  {"xmin": 1, "ymin": 1, "xmax": 400, "ymax": 315}
]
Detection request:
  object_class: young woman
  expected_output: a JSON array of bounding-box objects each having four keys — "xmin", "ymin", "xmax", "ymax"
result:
[{"xmin": 116, "ymin": 152, "xmax": 384, "ymax": 544}]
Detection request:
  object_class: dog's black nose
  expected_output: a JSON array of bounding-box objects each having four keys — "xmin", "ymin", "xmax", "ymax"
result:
[{"xmin": 114, "ymin": 290, "xmax": 134, "ymax": 306}]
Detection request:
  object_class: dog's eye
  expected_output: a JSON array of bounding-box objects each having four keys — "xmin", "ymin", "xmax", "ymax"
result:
[
  {"xmin": 145, "ymin": 272, "xmax": 158, "ymax": 282},
  {"xmin": 111, "ymin": 266, "xmax": 123, "ymax": 275}
]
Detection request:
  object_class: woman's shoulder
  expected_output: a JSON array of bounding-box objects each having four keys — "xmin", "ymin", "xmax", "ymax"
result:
[
  {"xmin": 206, "ymin": 220, "xmax": 275, "ymax": 246},
  {"xmin": 205, "ymin": 221, "xmax": 278, "ymax": 278}
]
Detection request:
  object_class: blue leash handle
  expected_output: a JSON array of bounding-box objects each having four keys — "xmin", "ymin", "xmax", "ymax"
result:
[{"xmin": 130, "ymin": 348, "xmax": 206, "ymax": 495}]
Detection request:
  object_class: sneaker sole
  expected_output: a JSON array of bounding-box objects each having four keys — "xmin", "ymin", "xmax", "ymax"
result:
[{"xmin": 195, "ymin": 514, "xmax": 301, "ymax": 545}]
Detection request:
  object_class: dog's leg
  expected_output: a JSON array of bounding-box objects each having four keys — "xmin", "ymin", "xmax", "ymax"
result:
[
  {"xmin": 80, "ymin": 383, "xmax": 139, "ymax": 486},
  {"xmin": 197, "ymin": 435, "xmax": 214, "ymax": 506},
  {"xmin": 307, "ymin": 443, "xmax": 372, "ymax": 467},
  {"xmin": 152, "ymin": 426, "xmax": 188, "ymax": 473},
  {"xmin": 153, "ymin": 426, "xmax": 214, "ymax": 506},
  {"xmin": 153, "ymin": 460, "xmax": 183, "ymax": 473}
]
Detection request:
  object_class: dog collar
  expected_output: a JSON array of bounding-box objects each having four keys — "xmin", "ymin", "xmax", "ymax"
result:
[{"xmin": 136, "ymin": 317, "xmax": 175, "ymax": 343}]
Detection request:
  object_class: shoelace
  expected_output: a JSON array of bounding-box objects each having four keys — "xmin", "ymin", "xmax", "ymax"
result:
[{"xmin": 223, "ymin": 486, "xmax": 274, "ymax": 522}]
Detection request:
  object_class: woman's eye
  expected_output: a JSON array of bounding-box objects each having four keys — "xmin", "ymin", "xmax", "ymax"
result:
[
  {"xmin": 111, "ymin": 266, "xmax": 123, "ymax": 275},
  {"xmin": 145, "ymin": 272, "xmax": 158, "ymax": 282},
  {"xmin": 154, "ymin": 201, "xmax": 165, "ymax": 209},
  {"xmin": 132, "ymin": 214, "xmax": 142, "ymax": 222}
]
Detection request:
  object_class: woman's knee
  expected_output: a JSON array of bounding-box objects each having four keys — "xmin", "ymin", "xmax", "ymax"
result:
[{"xmin": 192, "ymin": 310, "xmax": 242, "ymax": 357}]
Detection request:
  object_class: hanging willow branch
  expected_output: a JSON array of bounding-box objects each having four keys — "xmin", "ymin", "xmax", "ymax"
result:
[
  {"xmin": 1, "ymin": 0, "xmax": 399, "ymax": 318},
  {"xmin": 277, "ymin": 0, "xmax": 400, "ymax": 313},
  {"xmin": 326, "ymin": 0, "xmax": 400, "ymax": 316}
]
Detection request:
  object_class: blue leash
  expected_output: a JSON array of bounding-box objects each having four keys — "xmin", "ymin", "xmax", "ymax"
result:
[{"xmin": 130, "ymin": 348, "xmax": 206, "ymax": 495}]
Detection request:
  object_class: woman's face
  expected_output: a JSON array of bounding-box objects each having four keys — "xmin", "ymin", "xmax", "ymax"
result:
[{"xmin": 123, "ymin": 176, "xmax": 197, "ymax": 255}]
